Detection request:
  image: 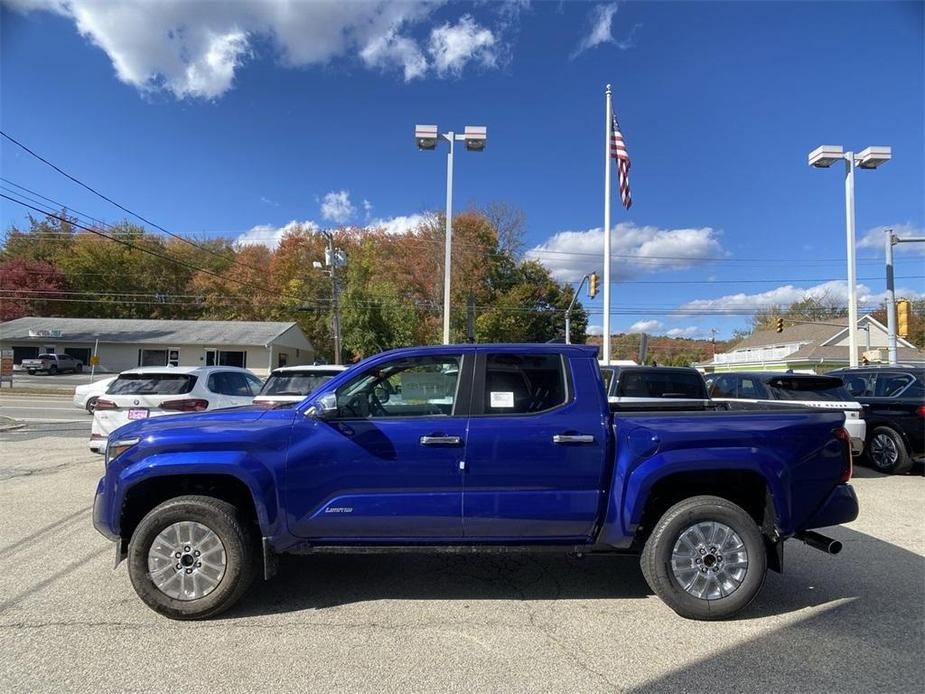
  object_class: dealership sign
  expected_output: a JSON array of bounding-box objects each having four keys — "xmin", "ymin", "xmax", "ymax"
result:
[{"xmin": 28, "ymin": 329, "xmax": 63, "ymax": 338}]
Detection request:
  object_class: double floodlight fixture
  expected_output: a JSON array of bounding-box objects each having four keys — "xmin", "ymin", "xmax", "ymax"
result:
[
  {"xmin": 808, "ymin": 144, "xmax": 891, "ymax": 169},
  {"xmin": 414, "ymin": 124, "xmax": 487, "ymax": 152}
]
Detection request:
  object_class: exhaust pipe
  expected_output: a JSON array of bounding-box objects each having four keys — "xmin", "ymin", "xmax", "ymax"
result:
[{"xmin": 795, "ymin": 531, "xmax": 842, "ymax": 555}]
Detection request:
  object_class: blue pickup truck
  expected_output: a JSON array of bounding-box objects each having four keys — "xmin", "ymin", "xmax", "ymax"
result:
[{"xmin": 93, "ymin": 344, "xmax": 858, "ymax": 621}]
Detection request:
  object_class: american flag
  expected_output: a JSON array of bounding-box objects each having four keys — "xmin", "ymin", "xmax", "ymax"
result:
[{"xmin": 610, "ymin": 102, "xmax": 632, "ymax": 209}]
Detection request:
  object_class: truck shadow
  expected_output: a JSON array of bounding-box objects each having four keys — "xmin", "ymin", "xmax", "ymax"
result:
[
  {"xmin": 228, "ymin": 525, "xmax": 923, "ymax": 626},
  {"xmin": 851, "ymin": 461, "xmax": 924, "ymax": 478}
]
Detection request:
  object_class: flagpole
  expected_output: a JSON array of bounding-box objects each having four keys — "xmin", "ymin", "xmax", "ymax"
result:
[{"xmin": 603, "ymin": 84, "xmax": 613, "ymax": 363}]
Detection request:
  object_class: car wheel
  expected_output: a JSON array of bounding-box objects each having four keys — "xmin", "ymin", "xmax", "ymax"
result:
[
  {"xmin": 27, "ymin": 369, "xmax": 36, "ymax": 375},
  {"xmin": 85, "ymin": 397, "xmax": 99, "ymax": 414},
  {"xmin": 49, "ymin": 366, "xmax": 57, "ymax": 375},
  {"xmin": 75, "ymin": 364, "xmax": 83, "ymax": 373},
  {"xmin": 640, "ymin": 495, "xmax": 767, "ymax": 620},
  {"xmin": 127, "ymin": 495, "xmax": 257, "ymax": 620},
  {"xmin": 866, "ymin": 427, "xmax": 912, "ymax": 475}
]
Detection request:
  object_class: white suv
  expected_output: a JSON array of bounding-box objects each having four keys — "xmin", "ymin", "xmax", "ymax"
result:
[
  {"xmin": 253, "ymin": 364, "xmax": 348, "ymax": 406},
  {"xmin": 88, "ymin": 366, "xmax": 264, "ymax": 453}
]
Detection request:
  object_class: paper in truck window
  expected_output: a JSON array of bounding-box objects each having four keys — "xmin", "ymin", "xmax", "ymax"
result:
[{"xmin": 490, "ymin": 391, "xmax": 515, "ymax": 408}]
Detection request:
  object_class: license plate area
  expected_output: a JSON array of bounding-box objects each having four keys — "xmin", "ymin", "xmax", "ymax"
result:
[{"xmin": 127, "ymin": 408, "xmax": 149, "ymax": 420}]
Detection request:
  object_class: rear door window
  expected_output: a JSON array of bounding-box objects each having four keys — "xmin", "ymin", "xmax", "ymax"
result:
[
  {"xmin": 841, "ymin": 373, "xmax": 872, "ymax": 397},
  {"xmin": 766, "ymin": 377, "xmax": 851, "ymax": 401},
  {"xmin": 479, "ymin": 353, "xmax": 567, "ymax": 415},
  {"xmin": 709, "ymin": 375, "xmax": 735, "ymax": 398},
  {"xmin": 873, "ymin": 373, "xmax": 914, "ymax": 398},
  {"xmin": 208, "ymin": 372, "xmax": 253, "ymax": 396},
  {"xmin": 108, "ymin": 374, "xmax": 196, "ymax": 395}
]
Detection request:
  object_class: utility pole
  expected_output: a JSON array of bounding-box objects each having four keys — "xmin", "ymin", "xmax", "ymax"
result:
[
  {"xmin": 710, "ymin": 328, "xmax": 718, "ymax": 358},
  {"xmin": 885, "ymin": 228, "xmax": 925, "ymax": 365},
  {"xmin": 318, "ymin": 231, "xmax": 343, "ymax": 365},
  {"xmin": 466, "ymin": 292, "xmax": 475, "ymax": 343},
  {"xmin": 564, "ymin": 274, "xmax": 591, "ymax": 345}
]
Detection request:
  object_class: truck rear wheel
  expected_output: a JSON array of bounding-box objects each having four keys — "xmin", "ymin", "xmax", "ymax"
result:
[
  {"xmin": 641, "ymin": 495, "xmax": 766, "ymax": 620},
  {"xmin": 127, "ymin": 495, "xmax": 256, "ymax": 620}
]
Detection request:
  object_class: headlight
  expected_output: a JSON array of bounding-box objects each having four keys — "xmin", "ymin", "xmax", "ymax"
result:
[{"xmin": 106, "ymin": 436, "xmax": 141, "ymax": 465}]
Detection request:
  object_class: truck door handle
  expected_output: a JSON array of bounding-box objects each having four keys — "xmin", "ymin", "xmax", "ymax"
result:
[
  {"xmin": 552, "ymin": 434, "xmax": 595, "ymax": 444},
  {"xmin": 420, "ymin": 435, "xmax": 462, "ymax": 446}
]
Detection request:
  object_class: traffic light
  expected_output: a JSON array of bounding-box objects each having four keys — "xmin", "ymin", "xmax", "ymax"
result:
[
  {"xmin": 775, "ymin": 317, "xmax": 784, "ymax": 333},
  {"xmin": 897, "ymin": 299, "xmax": 910, "ymax": 337},
  {"xmin": 588, "ymin": 272, "xmax": 599, "ymax": 299}
]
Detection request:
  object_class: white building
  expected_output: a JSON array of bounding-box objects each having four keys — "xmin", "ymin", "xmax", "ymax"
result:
[
  {"xmin": 0, "ymin": 317, "xmax": 315, "ymax": 376},
  {"xmin": 697, "ymin": 315, "xmax": 923, "ymax": 374}
]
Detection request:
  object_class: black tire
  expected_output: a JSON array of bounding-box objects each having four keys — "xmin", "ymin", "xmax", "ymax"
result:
[
  {"xmin": 865, "ymin": 426, "xmax": 912, "ymax": 475},
  {"xmin": 75, "ymin": 364, "xmax": 83, "ymax": 374},
  {"xmin": 49, "ymin": 365, "xmax": 57, "ymax": 375},
  {"xmin": 127, "ymin": 495, "xmax": 257, "ymax": 620},
  {"xmin": 641, "ymin": 495, "xmax": 767, "ymax": 620},
  {"xmin": 27, "ymin": 369, "xmax": 36, "ymax": 375},
  {"xmin": 85, "ymin": 396, "xmax": 99, "ymax": 414}
]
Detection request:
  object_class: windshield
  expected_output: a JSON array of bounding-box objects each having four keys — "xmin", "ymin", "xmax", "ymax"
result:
[
  {"xmin": 107, "ymin": 373, "xmax": 196, "ymax": 395},
  {"xmin": 258, "ymin": 370, "xmax": 340, "ymax": 397},
  {"xmin": 766, "ymin": 376, "xmax": 852, "ymax": 401},
  {"xmin": 617, "ymin": 370, "xmax": 707, "ymax": 398}
]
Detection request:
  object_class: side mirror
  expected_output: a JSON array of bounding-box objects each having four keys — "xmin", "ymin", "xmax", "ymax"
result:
[{"xmin": 306, "ymin": 392, "xmax": 337, "ymax": 419}]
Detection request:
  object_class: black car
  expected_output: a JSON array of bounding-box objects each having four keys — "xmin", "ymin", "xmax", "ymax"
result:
[{"xmin": 828, "ymin": 366, "xmax": 925, "ymax": 474}]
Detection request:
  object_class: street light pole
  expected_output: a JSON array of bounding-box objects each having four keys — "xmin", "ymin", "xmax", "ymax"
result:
[
  {"xmin": 415, "ymin": 124, "xmax": 486, "ymax": 346},
  {"xmin": 844, "ymin": 152, "xmax": 859, "ymax": 367},
  {"xmin": 885, "ymin": 229, "xmax": 898, "ymax": 366},
  {"xmin": 442, "ymin": 132, "xmax": 455, "ymax": 346},
  {"xmin": 564, "ymin": 274, "xmax": 590, "ymax": 345},
  {"xmin": 320, "ymin": 230, "xmax": 342, "ymax": 365}
]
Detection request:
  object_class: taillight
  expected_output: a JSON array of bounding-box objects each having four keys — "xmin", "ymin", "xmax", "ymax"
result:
[
  {"xmin": 90, "ymin": 432, "xmax": 104, "ymax": 440},
  {"xmin": 916, "ymin": 406, "xmax": 925, "ymax": 418},
  {"xmin": 94, "ymin": 399, "xmax": 116, "ymax": 410},
  {"xmin": 833, "ymin": 427, "xmax": 853, "ymax": 482},
  {"xmin": 159, "ymin": 398, "xmax": 209, "ymax": 412}
]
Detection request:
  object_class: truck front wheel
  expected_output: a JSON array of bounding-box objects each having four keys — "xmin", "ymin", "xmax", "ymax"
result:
[
  {"xmin": 641, "ymin": 495, "xmax": 767, "ymax": 620},
  {"xmin": 127, "ymin": 495, "xmax": 257, "ymax": 620}
]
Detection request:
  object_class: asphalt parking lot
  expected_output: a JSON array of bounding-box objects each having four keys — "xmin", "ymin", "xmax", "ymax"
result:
[{"xmin": 0, "ymin": 402, "xmax": 922, "ymax": 693}]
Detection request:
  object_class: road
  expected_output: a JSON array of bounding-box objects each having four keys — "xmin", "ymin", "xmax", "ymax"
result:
[
  {"xmin": 4, "ymin": 372, "xmax": 113, "ymax": 391},
  {"xmin": 0, "ymin": 393, "xmax": 90, "ymax": 424},
  {"xmin": 0, "ymin": 430, "xmax": 921, "ymax": 693}
]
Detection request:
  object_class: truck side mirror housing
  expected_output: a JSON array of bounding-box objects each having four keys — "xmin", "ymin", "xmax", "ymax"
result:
[{"xmin": 307, "ymin": 392, "xmax": 337, "ymax": 419}]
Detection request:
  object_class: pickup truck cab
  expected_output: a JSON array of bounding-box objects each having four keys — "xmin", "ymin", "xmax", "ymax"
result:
[
  {"xmin": 94, "ymin": 344, "xmax": 858, "ymax": 621},
  {"xmin": 22, "ymin": 352, "xmax": 83, "ymax": 375}
]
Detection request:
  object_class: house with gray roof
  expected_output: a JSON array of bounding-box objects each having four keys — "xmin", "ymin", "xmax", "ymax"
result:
[
  {"xmin": 0, "ymin": 317, "xmax": 314, "ymax": 375},
  {"xmin": 697, "ymin": 314, "xmax": 923, "ymax": 374}
]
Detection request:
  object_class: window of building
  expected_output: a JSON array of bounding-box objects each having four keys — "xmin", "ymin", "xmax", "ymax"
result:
[
  {"xmin": 12, "ymin": 346, "xmax": 39, "ymax": 365},
  {"xmin": 167, "ymin": 349, "xmax": 180, "ymax": 367},
  {"xmin": 64, "ymin": 348, "xmax": 91, "ymax": 365},
  {"xmin": 481, "ymin": 353, "xmax": 567, "ymax": 415},
  {"xmin": 278, "ymin": 352, "xmax": 288, "ymax": 368},
  {"xmin": 138, "ymin": 349, "xmax": 168, "ymax": 367}
]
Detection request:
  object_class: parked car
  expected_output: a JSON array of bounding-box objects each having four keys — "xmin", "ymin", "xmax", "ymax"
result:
[
  {"xmin": 707, "ymin": 371, "xmax": 866, "ymax": 455},
  {"xmin": 73, "ymin": 376, "xmax": 118, "ymax": 414},
  {"xmin": 601, "ymin": 365, "xmax": 712, "ymax": 410},
  {"xmin": 93, "ymin": 344, "xmax": 857, "ymax": 621},
  {"xmin": 88, "ymin": 366, "xmax": 264, "ymax": 453},
  {"xmin": 827, "ymin": 366, "xmax": 925, "ymax": 474},
  {"xmin": 21, "ymin": 353, "xmax": 83, "ymax": 375},
  {"xmin": 252, "ymin": 364, "xmax": 347, "ymax": 406}
]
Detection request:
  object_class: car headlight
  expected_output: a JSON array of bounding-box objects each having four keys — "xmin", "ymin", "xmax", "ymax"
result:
[{"xmin": 105, "ymin": 436, "xmax": 141, "ymax": 465}]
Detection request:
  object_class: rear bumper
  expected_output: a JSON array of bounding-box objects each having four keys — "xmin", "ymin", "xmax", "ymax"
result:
[{"xmin": 800, "ymin": 483, "xmax": 859, "ymax": 531}]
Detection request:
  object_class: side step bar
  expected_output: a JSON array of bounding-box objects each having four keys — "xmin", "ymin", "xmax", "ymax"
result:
[{"xmin": 794, "ymin": 531, "xmax": 842, "ymax": 555}]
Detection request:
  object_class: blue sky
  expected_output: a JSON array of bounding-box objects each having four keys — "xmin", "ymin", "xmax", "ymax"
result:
[{"xmin": 2, "ymin": 0, "xmax": 923, "ymax": 338}]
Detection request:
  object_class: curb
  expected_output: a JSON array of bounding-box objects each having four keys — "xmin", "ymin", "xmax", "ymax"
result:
[{"xmin": 0, "ymin": 416, "xmax": 25, "ymax": 432}]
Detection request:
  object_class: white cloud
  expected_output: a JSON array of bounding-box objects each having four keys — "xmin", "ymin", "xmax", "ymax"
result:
[
  {"xmin": 362, "ymin": 199, "xmax": 374, "ymax": 220},
  {"xmin": 360, "ymin": 30, "xmax": 428, "ymax": 81},
  {"xmin": 234, "ymin": 219, "xmax": 318, "ymax": 250},
  {"xmin": 857, "ymin": 223, "xmax": 925, "ymax": 254},
  {"xmin": 587, "ymin": 324, "xmax": 604, "ymax": 337},
  {"xmin": 428, "ymin": 15, "xmax": 497, "ymax": 76},
  {"xmin": 9, "ymin": 1, "xmax": 513, "ymax": 99},
  {"xmin": 571, "ymin": 3, "xmax": 639, "ymax": 58},
  {"xmin": 368, "ymin": 213, "xmax": 429, "ymax": 235},
  {"xmin": 679, "ymin": 280, "xmax": 925, "ymax": 315},
  {"xmin": 666, "ymin": 326, "xmax": 702, "ymax": 338},
  {"xmin": 320, "ymin": 191, "xmax": 355, "ymax": 224},
  {"xmin": 629, "ymin": 320, "xmax": 663, "ymax": 333},
  {"xmin": 259, "ymin": 195, "xmax": 279, "ymax": 207},
  {"xmin": 526, "ymin": 222, "xmax": 725, "ymax": 283}
]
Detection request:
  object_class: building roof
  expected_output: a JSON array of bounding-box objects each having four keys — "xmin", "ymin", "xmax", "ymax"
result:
[
  {"xmin": 730, "ymin": 318, "xmax": 849, "ymax": 350},
  {"xmin": 0, "ymin": 316, "xmax": 306, "ymax": 347}
]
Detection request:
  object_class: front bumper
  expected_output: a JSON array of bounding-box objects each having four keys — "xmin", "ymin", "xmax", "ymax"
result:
[
  {"xmin": 92, "ymin": 476, "xmax": 119, "ymax": 540},
  {"xmin": 800, "ymin": 483, "xmax": 859, "ymax": 531}
]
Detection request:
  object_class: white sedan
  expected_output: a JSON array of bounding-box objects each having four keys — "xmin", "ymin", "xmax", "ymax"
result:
[
  {"xmin": 88, "ymin": 366, "xmax": 264, "ymax": 453},
  {"xmin": 73, "ymin": 376, "xmax": 117, "ymax": 413}
]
